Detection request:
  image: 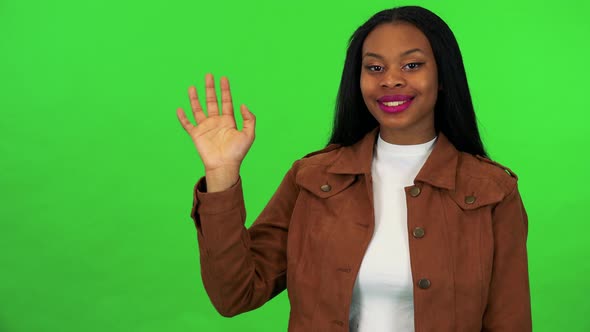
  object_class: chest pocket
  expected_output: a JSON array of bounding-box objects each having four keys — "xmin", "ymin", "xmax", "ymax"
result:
[
  {"xmin": 295, "ymin": 165, "xmax": 357, "ymax": 199},
  {"xmin": 447, "ymin": 176, "xmax": 506, "ymax": 210}
]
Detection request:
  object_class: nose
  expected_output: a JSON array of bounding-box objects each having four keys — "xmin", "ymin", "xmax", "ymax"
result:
[{"xmin": 380, "ymin": 69, "xmax": 406, "ymax": 88}]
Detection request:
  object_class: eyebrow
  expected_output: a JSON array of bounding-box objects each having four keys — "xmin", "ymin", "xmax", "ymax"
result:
[{"xmin": 363, "ymin": 48, "xmax": 425, "ymax": 59}]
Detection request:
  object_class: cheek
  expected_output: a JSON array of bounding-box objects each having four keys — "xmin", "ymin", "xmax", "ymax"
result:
[
  {"xmin": 417, "ymin": 73, "xmax": 439, "ymax": 98},
  {"xmin": 429, "ymin": 70, "xmax": 439, "ymax": 95},
  {"xmin": 359, "ymin": 74, "xmax": 372, "ymax": 100}
]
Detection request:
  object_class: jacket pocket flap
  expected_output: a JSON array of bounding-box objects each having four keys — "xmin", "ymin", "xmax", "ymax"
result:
[
  {"xmin": 296, "ymin": 166, "xmax": 357, "ymax": 198},
  {"xmin": 447, "ymin": 177, "xmax": 506, "ymax": 210}
]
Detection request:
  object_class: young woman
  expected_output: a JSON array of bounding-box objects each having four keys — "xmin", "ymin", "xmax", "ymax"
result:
[{"xmin": 176, "ymin": 6, "xmax": 531, "ymax": 332}]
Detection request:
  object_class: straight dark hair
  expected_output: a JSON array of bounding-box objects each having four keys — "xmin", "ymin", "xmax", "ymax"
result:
[{"xmin": 328, "ymin": 6, "xmax": 487, "ymax": 157}]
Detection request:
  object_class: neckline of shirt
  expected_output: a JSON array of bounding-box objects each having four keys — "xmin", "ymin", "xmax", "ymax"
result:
[{"xmin": 375, "ymin": 134, "xmax": 438, "ymax": 156}]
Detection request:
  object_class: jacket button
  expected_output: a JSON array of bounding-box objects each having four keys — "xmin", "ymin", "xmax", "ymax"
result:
[
  {"xmin": 320, "ymin": 184, "xmax": 332, "ymax": 192},
  {"xmin": 417, "ymin": 278, "xmax": 431, "ymax": 289},
  {"xmin": 412, "ymin": 227, "xmax": 425, "ymax": 238},
  {"xmin": 465, "ymin": 195, "xmax": 476, "ymax": 204},
  {"xmin": 409, "ymin": 186, "xmax": 421, "ymax": 197},
  {"xmin": 332, "ymin": 320, "xmax": 344, "ymax": 326}
]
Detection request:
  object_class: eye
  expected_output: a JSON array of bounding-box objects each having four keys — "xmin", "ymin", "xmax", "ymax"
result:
[
  {"xmin": 365, "ymin": 65, "xmax": 384, "ymax": 72},
  {"xmin": 403, "ymin": 62, "xmax": 424, "ymax": 71}
]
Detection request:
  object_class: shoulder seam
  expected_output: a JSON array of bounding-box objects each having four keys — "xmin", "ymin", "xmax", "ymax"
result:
[{"xmin": 461, "ymin": 153, "xmax": 518, "ymax": 194}]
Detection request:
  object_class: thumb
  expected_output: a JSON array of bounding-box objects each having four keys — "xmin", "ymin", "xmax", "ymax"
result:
[{"xmin": 240, "ymin": 104, "xmax": 256, "ymax": 138}]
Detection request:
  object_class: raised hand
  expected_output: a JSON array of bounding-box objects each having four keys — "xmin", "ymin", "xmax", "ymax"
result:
[{"xmin": 177, "ymin": 73, "xmax": 256, "ymax": 192}]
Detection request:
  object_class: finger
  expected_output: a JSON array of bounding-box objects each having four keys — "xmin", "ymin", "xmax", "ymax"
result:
[
  {"xmin": 188, "ymin": 86, "xmax": 206, "ymax": 124},
  {"xmin": 240, "ymin": 104, "xmax": 256, "ymax": 139},
  {"xmin": 219, "ymin": 76, "xmax": 234, "ymax": 116},
  {"xmin": 205, "ymin": 73, "xmax": 219, "ymax": 116},
  {"xmin": 176, "ymin": 107, "xmax": 195, "ymax": 133}
]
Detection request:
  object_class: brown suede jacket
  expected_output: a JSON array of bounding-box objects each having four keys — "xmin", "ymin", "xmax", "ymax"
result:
[{"xmin": 190, "ymin": 128, "xmax": 532, "ymax": 332}]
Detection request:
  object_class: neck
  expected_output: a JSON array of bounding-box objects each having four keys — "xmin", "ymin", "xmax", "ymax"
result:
[{"xmin": 378, "ymin": 126, "xmax": 437, "ymax": 145}]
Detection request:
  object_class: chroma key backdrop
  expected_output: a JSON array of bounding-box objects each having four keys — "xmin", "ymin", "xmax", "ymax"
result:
[{"xmin": 1, "ymin": 0, "xmax": 589, "ymax": 331}]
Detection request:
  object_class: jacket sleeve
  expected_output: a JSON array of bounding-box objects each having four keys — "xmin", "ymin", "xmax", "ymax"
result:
[
  {"xmin": 190, "ymin": 165, "xmax": 299, "ymax": 317},
  {"xmin": 482, "ymin": 183, "xmax": 532, "ymax": 331}
]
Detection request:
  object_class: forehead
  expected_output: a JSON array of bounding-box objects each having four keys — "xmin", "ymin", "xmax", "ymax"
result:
[{"xmin": 362, "ymin": 22, "xmax": 434, "ymax": 56}]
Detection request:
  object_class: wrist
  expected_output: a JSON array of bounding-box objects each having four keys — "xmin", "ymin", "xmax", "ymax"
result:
[{"xmin": 204, "ymin": 166, "xmax": 240, "ymax": 193}]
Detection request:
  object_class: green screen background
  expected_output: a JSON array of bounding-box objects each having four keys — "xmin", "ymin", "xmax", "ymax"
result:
[{"xmin": 1, "ymin": 0, "xmax": 589, "ymax": 331}]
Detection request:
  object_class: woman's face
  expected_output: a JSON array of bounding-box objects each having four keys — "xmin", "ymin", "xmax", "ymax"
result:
[{"xmin": 360, "ymin": 22, "xmax": 439, "ymax": 144}]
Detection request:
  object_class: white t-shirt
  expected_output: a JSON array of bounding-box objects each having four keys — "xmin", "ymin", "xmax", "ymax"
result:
[{"xmin": 349, "ymin": 134, "xmax": 437, "ymax": 332}]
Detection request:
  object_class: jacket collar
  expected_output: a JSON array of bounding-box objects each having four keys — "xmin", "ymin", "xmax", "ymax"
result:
[{"xmin": 327, "ymin": 127, "xmax": 458, "ymax": 190}]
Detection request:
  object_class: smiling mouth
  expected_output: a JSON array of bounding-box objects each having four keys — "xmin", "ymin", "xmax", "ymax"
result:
[
  {"xmin": 381, "ymin": 100, "xmax": 409, "ymax": 107},
  {"xmin": 377, "ymin": 97, "xmax": 415, "ymax": 113}
]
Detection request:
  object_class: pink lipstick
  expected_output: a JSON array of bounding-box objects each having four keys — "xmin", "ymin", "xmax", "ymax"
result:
[{"xmin": 377, "ymin": 95, "xmax": 414, "ymax": 113}]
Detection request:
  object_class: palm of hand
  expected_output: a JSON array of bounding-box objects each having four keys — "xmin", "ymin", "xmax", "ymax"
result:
[{"xmin": 189, "ymin": 115, "xmax": 252, "ymax": 170}]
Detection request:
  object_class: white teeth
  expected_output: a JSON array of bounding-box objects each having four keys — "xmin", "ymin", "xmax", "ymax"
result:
[{"xmin": 383, "ymin": 100, "xmax": 408, "ymax": 107}]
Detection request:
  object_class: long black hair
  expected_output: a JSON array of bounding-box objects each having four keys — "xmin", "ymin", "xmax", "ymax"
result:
[{"xmin": 328, "ymin": 6, "xmax": 487, "ymax": 157}]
